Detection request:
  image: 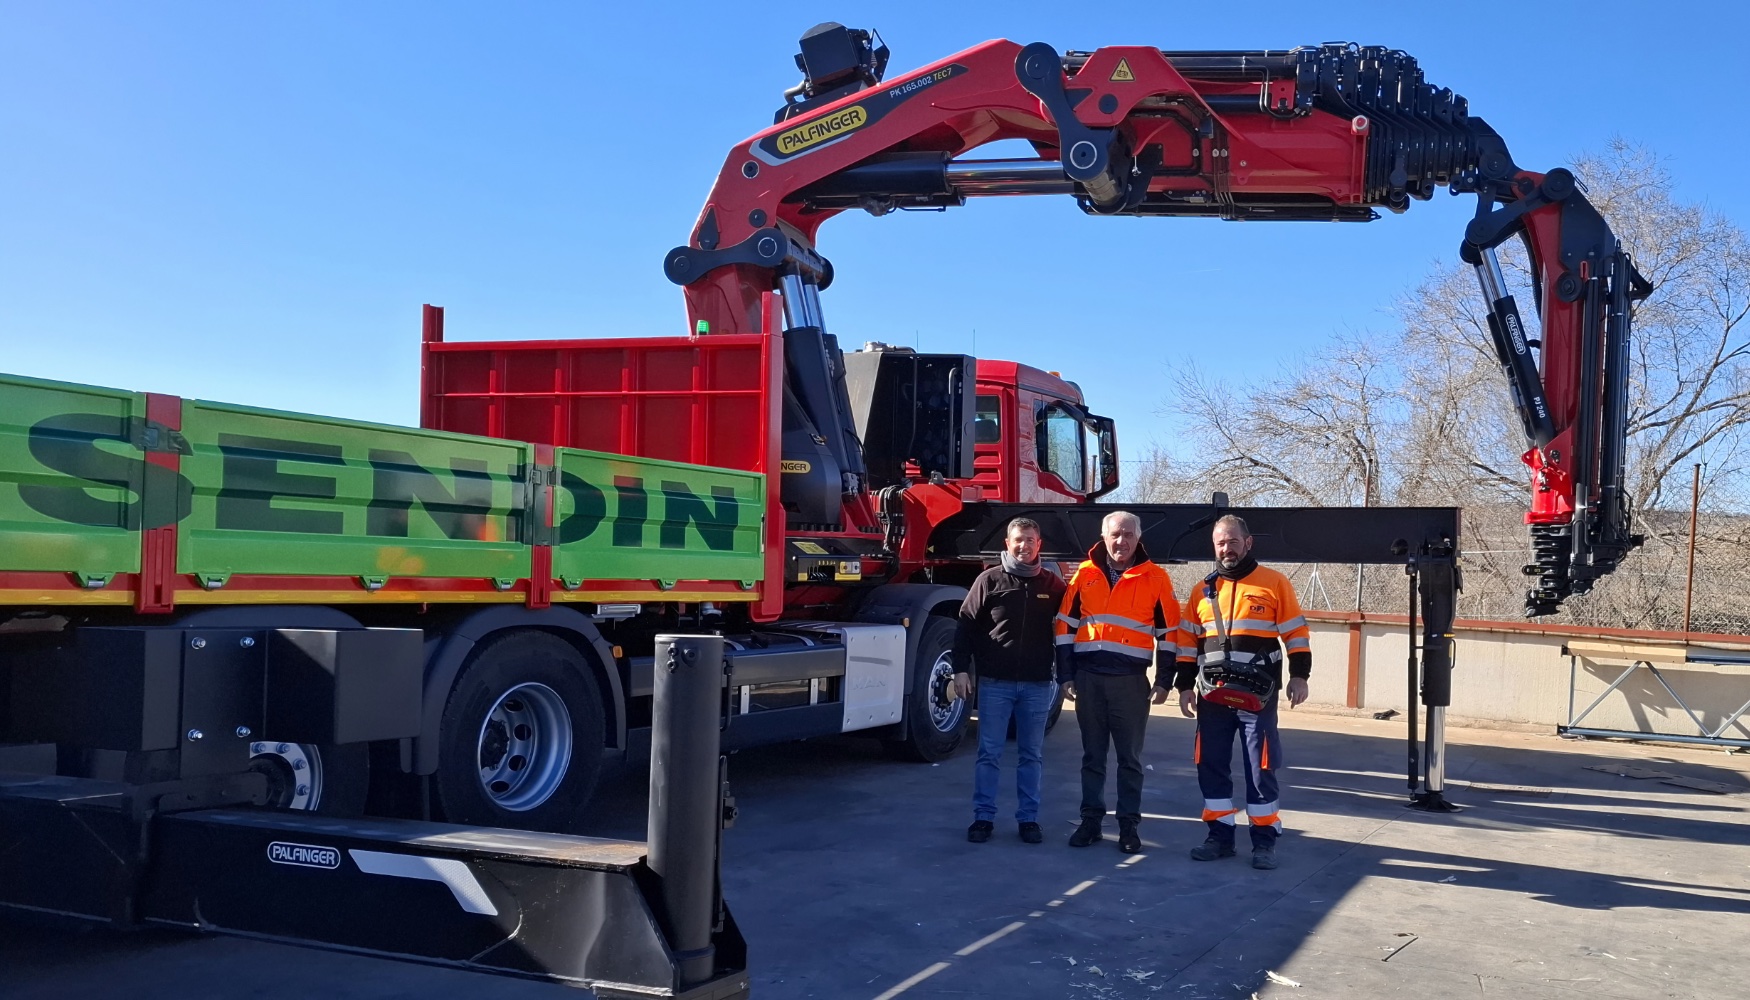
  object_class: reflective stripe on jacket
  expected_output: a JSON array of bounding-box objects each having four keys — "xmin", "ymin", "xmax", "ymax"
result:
[
  {"xmin": 1173, "ymin": 563, "xmax": 1311, "ymax": 692},
  {"xmin": 1054, "ymin": 541, "xmax": 1181, "ymax": 685}
]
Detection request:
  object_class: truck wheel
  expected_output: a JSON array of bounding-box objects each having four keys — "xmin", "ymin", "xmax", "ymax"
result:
[
  {"xmin": 886, "ymin": 617, "xmax": 967, "ymax": 762},
  {"xmin": 247, "ymin": 741, "xmax": 368, "ymax": 816},
  {"xmin": 433, "ymin": 631, "xmax": 606, "ymax": 833}
]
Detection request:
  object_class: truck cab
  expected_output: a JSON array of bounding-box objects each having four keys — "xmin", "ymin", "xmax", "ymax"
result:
[{"xmin": 967, "ymin": 360, "xmax": 1119, "ymax": 505}]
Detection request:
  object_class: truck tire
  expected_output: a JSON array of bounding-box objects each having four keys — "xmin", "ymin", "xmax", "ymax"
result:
[
  {"xmin": 433, "ymin": 630, "xmax": 606, "ymax": 833},
  {"xmin": 246, "ymin": 741, "xmax": 368, "ymax": 816},
  {"xmin": 886, "ymin": 617, "xmax": 967, "ymax": 762}
]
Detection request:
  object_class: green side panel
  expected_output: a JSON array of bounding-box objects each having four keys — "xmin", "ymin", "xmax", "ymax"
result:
[
  {"xmin": 553, "ymin": 448, "xmax": 764, "ymax": 584},
  {"xmin": 0, "ymin": 374, "xmax": 145, "ymax": 575},
  {"xmin": 177, "ymin": 401, "xmax": 531, "ymax": 581}
]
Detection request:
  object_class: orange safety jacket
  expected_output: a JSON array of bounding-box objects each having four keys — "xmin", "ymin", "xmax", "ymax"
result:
[
  {"xmin": 1053, "ymin": 541, "xmax": 1182, "ymax": 685},
  {"xmin": 1172, "ymin": 557, "xmax": 1311, "ymax": 692}
]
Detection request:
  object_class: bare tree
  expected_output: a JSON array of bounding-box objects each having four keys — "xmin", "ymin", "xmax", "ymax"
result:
[
  {"xmin": 1153, "ymin": 140, "xmax": 1750, "ymax": 627},
  {"xmin": 1165, "ymin": 336, "xmax": 1399, "ymax": 506},
  {"xmin": 1113, "ymin": 444, "xmax": 1194, "ymax": 503}
]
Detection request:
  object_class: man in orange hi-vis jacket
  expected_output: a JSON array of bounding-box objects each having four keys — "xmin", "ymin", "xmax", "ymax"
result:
[
  {"xmin": 1173, "ymin": 514, "xmax": 1310, "ymax": 871},
  {"xmin": 1054, "ymin": 510, "xmax": 1181, "ymax": 854}
]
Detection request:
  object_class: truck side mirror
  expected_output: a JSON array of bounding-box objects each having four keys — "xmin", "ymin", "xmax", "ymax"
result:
[{"xmin": 1089, "ymin": 415, "xmax": 1119, "ymax": 500}]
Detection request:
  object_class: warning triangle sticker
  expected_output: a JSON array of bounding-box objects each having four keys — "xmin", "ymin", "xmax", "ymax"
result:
[{"xmin": 1110, "ymin": 59, "xmax": 1135, "ymax": 83}]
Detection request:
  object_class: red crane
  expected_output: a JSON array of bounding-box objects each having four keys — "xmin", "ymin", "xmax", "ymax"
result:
[{"xmin": 665, "ymin": 23, "xmax": 1648, "ymax": 617}]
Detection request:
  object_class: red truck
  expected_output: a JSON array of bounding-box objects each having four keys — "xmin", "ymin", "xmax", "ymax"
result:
[
  {"xmin": 0, "ymin": 23, "xmax": 1647, "ymax": 994},
  {"xmin": 418, "ymin": 317, "xmax": 1115, "ymax": 774}
]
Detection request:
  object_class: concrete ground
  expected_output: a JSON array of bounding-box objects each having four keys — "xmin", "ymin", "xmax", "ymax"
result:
[{"xmin": 3, "ymin": 702, "xmax": 1748, "ymax": 999}]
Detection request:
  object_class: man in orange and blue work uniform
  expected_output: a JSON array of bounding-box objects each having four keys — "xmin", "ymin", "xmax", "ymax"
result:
[
  {"xmin": 1055, "ymin": 510, "xmax": 1181, "ymax": 854},
  {"xmin": 1174, "ymin": 514, "xmax": 1310, "ymax": 871}
]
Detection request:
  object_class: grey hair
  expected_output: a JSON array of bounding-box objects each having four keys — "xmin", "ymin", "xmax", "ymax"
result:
[
  {"xmin": 1213, "ymin": 513, "xmax": 1251, "ymax": 539},
  {"xmin": 1006, "ymin": 516, "xmax": 1042, "ymax": 537},
  {"xmin": 1101, "ymin": 510, "xmax": 1141, "ymax": 534}
]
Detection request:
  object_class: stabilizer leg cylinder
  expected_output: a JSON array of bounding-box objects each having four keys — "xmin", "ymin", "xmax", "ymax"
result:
[
  {"xmin": 648, "ymin": 634, "xmax": 727, "ymax": 986},
  {"xmin": 1412, "ymin": 558, "xmax": 1460, "ymax": 812}
]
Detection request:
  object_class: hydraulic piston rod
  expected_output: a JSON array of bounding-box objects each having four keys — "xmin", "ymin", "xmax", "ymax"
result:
[
  {"xmin": 943, "ymin": 159, "xmax": 1077, "ymax": 196},
  {"xmin": 1471, "ymin": 246, "xmax": 1555, "ymax": 449},
  {"xmin": 795, "ymin": 155, "xmax": 1074, "ymax": 208}
]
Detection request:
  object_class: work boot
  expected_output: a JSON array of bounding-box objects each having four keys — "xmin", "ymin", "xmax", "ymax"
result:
[
  {"xmin": 1118, "ymin": 820, "xmax": 1142, "ymax": 854},
  {"xmin": 1019, "ymin": 822, "xmax": 1044, "ymax": 844},
  {"xmin": 1251, "ymin": 845, "xmax": 1279, "ymax": 870},
  {"xmin": 1189, "ymin": 836, "xmax": 1236, "ymax": 861},
  {"xmin": 1068, "ymin": 817, "xmax": 1104, "ymax": 847},
  {"xmin": 967, "ymin": 820, "xmax": 994, "ymax": 844}
]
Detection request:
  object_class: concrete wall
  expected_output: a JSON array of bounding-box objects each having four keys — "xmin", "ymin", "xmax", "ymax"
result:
[{"xmin": 1302, "ymin": 617, "xmax": 1750, "ymax": 739}]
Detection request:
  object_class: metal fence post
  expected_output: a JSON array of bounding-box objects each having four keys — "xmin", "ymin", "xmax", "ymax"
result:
[
  {"xmin": 648, "ymin": 633, "xmax": 727, "ymax": 987},
  {"xmin": 1684, "ymin": 463, "xmax": 1701, "ymax": 634}
]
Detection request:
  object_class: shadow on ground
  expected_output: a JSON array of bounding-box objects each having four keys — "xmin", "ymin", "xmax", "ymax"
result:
[{"xmin": 3, "ymin": 708, "xmax": 1746, "ymax": 999}]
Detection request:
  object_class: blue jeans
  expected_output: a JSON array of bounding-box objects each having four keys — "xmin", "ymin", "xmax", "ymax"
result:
[{"xmin": 973, "ymin": 679, "xmax": 1057, "ymax": 823}]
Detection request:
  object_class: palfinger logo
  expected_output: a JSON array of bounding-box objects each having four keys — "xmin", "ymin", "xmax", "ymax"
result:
[
  {"xmin": 775, "ymin": 106, "xmax": 868, "ymax": 156},
  {"xmin": 754, "ymin": 64, "xmax": 965, "ymax": 165},
  {"xmin": 268, "ymin": 841, "xmax": 341, "ymax": 869}
]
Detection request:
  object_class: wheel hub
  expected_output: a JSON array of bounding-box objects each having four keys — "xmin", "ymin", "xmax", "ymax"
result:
[
  {"xmin": 926, "ymin": 651, "xmax": 966, "ymax": 734},
  {"xmin": 248, "ymin": 742, "xmax": 323, "ymax": 810},
  {"xmin": 476, "ymin": 682, "xmax": 574, "ymax": 812}
]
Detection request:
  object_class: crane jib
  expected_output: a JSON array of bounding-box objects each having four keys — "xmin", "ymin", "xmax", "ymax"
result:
[{"xmin": 680, "ymin": 27, "xmax": 1647, "ymax": 617}]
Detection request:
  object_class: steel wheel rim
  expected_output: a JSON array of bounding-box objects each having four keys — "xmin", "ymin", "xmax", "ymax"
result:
[
  {"xmin": 249, "ymin": 742, "xmax": 324, "ymax": 810},
  {"xmin": 927, "ymin": 650, "xmax": 966, "ymax": 734},
  {"xmin": 477, "ymin": 682, "xmax": 573, "ymax": 812}
]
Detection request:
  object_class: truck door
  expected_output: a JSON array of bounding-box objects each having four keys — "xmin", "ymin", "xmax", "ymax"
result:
[
  {"xmin": 969, "ymin": 391, "xmax": 1009, "ymax": 501},
  {"xmin": 1023, "ymin": 395, "xmax": 1119, "ymax": 503}
]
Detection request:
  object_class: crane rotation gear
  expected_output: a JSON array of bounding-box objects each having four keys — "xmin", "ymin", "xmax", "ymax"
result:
[{"xmin": 668, "ymin": 22, "xmax": 1645, "ymax": 619}]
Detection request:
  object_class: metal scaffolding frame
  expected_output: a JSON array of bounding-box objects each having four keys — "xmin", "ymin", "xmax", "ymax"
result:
[{"xmin": 1560, "ymin": 641, "xmax": 1750, "ymax": 750}]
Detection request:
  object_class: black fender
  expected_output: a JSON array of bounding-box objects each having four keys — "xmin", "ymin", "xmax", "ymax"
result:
[
  {"xmin": 851, "ymin": 581, "xmax": 968, "ymax": 695},
  {"xmin": 409, "ymin": 606, "xmax": 625, "ymax": 775}
]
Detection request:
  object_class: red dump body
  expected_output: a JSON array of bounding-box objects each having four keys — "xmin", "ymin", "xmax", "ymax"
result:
[
  {"xmin": 419, "ymin": 306, "xmax": 787, "ymax": 616},
  {"xmin": 420, "ymin": 306, "xmax": 1101, "ymax": 617}
]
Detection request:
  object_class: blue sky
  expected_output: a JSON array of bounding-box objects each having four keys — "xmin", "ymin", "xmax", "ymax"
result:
[{"xmin": 4, "ymin": 2, "xmax": 1746, "ymax": 464}]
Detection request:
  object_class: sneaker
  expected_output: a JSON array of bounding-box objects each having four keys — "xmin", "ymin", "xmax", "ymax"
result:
[
  {"xmin": 1067, "ymin": 817, "xmax": 1104, "ymax": 847},
  {"xmin": 1189, "ymin": 837, "xmax": 1236, "ymax": 861},
  {"xmin": 1118, "ymin": 821, "xmax": 1142, "ymax": 854},
  {"xmin": 967, "ymin": 820, "xmax": 994, "ymax": 844},
  {"xmin": 1019, "ymin": 822, "xmax": 1044, "ymax": 844},
  {"xmin": 1251, "ymin": 845, "xmax": 1279, "ymax": 870}
]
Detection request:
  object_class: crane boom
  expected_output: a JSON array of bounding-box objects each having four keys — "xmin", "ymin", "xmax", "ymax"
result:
[{"xmin": 665, "ymin": 24, "xmax": 1647, "ymax": 616}]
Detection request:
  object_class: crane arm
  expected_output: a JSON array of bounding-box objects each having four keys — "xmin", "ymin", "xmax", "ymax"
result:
[{"xmin": 665, "ymin": 25, "xmax": 1646, "ymax": 616}]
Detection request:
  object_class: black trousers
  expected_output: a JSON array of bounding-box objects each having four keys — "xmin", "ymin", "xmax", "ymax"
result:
[{"xmin": 1074, "ymin": 670, "xmax": 1151, "ymax": 825}]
